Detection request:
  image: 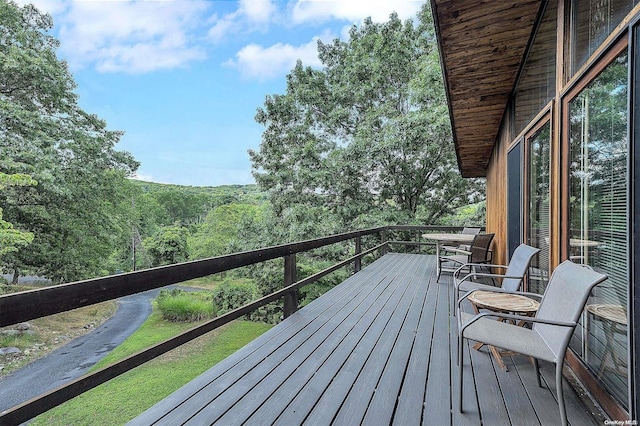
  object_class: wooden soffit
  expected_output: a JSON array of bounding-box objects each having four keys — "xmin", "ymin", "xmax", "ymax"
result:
[{"xmin": 431, "ymin": 0, "xmax": 543, "ymax": 177}]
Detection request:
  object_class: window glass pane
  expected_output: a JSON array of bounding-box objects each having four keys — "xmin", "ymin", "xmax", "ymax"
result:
[
  {"xmin": 507, "ymin": 143, "xmax": 522, "ymax": 259},
  {"xmin": 567, "ymin": 51, "xmax": 628, "ymax": 408},
  {"xmin": 527, "ymin": 123, "xmax": 550, "ymax": 294},
  {"xmin": 570, "ymin": 0, "xmax": 636, "ymax": 75},
  {"xmin": 514, "ymin": 2, "xmax": 557, "ymax": 135}
]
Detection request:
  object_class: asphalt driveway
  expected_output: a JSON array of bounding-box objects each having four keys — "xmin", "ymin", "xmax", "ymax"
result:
[{"xmin": 0, "ymin": 289, "xmax": 159, "ymax": 413}]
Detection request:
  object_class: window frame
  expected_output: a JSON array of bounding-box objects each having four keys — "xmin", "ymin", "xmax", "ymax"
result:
[
  {"xmin": 523, "ymin": 108, "xmax": 553, "ymax": 292},
  {"xmin": 561, "ymin": 35, "xmax": 629, "ymax": 260},
  {"xmin": 560, "ymin": 33, "xmax": 631, "ymax": 418}
]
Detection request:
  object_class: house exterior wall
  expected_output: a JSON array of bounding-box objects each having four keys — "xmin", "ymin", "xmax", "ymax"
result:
[
  {"xmin": 482, "ymin": 1, "xmax": 640, "ymax": 420},
  {"xmin": 486, "ymin": 118, "xmax": 510, "ymax": 269}
]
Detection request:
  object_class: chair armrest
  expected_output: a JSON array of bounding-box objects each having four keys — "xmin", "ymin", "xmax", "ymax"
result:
[
  {"xmin": 459, "ymin": 311, "xmax": 577, "ymax": 335},
  {"xmin": 460, "ymin": 285, "xmax": 543, "ymax": 299},
  {"xmin": 454, "ymin": 273, "xmax": 524, "ymax": 289},
  {"xmin": 442, "ymin": 244, "xmax": 472, "ymax": 251},
  {"xmin": 441, "ymin": 247, "xmax": 471, "ymax": 256},
  {"xmin": 453, "ymin": 263, "xmax": 507, "ymax": 281},
  {"xmin": 453, "ymin": 264, "xmax": 507, "ymax": 281}
]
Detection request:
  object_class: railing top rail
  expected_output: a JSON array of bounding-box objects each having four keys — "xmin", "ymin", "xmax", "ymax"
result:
[
  {"xmin": 386, "ymin": 225, "xmax": 484, "ymax": 232},
  {"xmin": 0, "ymin": 227, "xmax": 386, "ymax": 327}
]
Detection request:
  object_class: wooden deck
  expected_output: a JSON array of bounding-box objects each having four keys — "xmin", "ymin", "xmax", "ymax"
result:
[{"xmin": 129, "ymin": 253, "xmax": 598, "ymax": 425}]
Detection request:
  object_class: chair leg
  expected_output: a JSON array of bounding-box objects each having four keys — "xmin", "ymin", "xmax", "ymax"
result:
[
  {"xmin": 458, "ymin": 333, "xmax": 464, "ymax": 411},
  {"xmin": 452, "ymin": 288, "xmax": 457, "ymax": 317},
  {"xmin": 533, "ymin": 358, "xmax": 541, "ymax": 387},
  {"xmin": 556, "ymin": 361, "xmax": 567, "ymax": 426}
]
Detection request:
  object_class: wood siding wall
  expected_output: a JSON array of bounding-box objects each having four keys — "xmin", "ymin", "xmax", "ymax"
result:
[{"xmin": 485, "ymin": 118, "xmax": 511, "ymax": 268}]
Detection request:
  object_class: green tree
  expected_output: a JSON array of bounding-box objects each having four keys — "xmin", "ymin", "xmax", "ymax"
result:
[
  {"xmin": 188, "ymin": 203, "xmax": 262, "ymax": 260},
  {"xmin": 0, "ymin": 172, "xmax": 35, "ymax": 256},
  {"xmin": 144, "ymin": 225, "xmax": 189, "ymax": 267},
  {"xmin": 0, "ymin": 1, "xmax": 138, "ymax": 283},
  {"xmin": 152, "ymin": 188, "xmax": 211, "ymax": 226},
  {"xmin": 250, "ymin": 5, "xmax": 483, "ymax": 241}
]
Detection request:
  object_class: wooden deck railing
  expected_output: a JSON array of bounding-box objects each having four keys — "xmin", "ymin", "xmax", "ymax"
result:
[{"xmin": 0, "ymin": 224, "xmax": 473, "ymax": 424}]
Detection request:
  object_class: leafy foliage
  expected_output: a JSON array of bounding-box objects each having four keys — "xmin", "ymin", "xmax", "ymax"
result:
[
  {"xmin": 0, "ymin": 1, "xmax": 138, "ymax": 283},
  {"xmin": 188, "ymin": 203, "xmax": 264, "ymax": 260},
  {"xmin": 0, "ymin": 0, "xmax": 484, "ymax": 303},
  {"xmin": 435, "ymin": 201, "xmax": 487, "ymax": 227},
  {"xmin": 250, "ymin": 4, "xmax": 484, "ymax": 242},
  {"xmin": 0, "ymin": 172, "xmax": 36, "ymax": 255},
  {"xmin": 144, "ymin": 226, "xmax": 189, "ymax": 267},
  {"xmin": 211, "ymin": 279, "xmax": 261, "ymax": 319}
]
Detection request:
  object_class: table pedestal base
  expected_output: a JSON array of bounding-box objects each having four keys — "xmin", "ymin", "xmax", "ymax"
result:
[{"xmin": 472, "ymin": 341, "xmax": 535, "ymax": 372}]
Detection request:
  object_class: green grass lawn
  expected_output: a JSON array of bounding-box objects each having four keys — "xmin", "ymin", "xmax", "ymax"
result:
[{"xmin": 31, "ymin": 310, "xmax": 271, "ymax": 426}]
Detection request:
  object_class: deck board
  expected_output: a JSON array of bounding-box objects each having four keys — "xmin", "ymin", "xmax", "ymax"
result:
[
  {"xmin": 392, "ymin": 259, "xmax": 437, "ymax": 426},
  {"xmin": 128, "ymin": 252, "xmax": 599, "ymax": 426}
]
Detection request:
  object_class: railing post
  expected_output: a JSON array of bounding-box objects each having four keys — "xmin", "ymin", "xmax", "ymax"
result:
[
  {"xmin": 283, "ymin": 254, "xmax": 298, "ymax": 318},
  {"xmin": 381, "ymin": 228, "xmax": 388, "ymax": 255},
  {"xmin": 354, "ymin": 236, "xmax": 362, "ymax": 274}
]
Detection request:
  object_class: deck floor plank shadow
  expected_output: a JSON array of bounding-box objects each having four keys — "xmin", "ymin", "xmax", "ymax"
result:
[{"xmin": 128, "ymin": 252, "xmax": 599, "ymax": 426}]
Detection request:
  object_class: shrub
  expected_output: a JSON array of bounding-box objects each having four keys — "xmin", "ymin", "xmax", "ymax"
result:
[
  {"xmin": 209, "ymin": 280, "xmax": 284, "ymax": 324},
  {"xmin": 211, "ymin": 281, "xmax": 259, "ymax": 316},
  {"xmin": 156, "ymin": 289, "xmax": 215, "ymax": 322}
]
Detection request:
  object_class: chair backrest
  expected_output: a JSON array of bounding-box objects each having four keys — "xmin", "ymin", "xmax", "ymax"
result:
[
  {"xmin": 461, "ymin": 227, "xmax": 481, "ymax": 235},
  {"xmin": 534, "ymin": 260, "xmax": 607, "ymax": 357},
  {"xmin": 469, "ymin": 233, "xmax": 494, "ymax": 263},
  {"xmin": 502, "ymin": 244, "xmax": 541, "ymax": 291}
]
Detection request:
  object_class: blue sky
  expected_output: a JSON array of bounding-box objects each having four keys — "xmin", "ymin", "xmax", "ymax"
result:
[{"xmin": 24, "ymin": 0, "xmax": 426, "ymax": 186}]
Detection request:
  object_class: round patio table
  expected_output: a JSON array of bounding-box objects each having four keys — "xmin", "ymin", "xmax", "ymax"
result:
[
  {"xmin": 585, "ymin": 304, "xmax": 627, "ymax": 376},
  {"xmin": 422, "ymin": 233, "xmax": 476, "ymax": 276}
]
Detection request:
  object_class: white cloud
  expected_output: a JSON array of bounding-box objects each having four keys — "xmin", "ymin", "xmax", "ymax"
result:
[
  {"xmin": 208, "ymin": 14, "xmax": 239, "ymax": 44},
  {"xmin": 224, "ymin": 37, "xmax": 324, "ymax": 81},
  {"xmin": 291, "ymin": 0, "xmax": 424, "ymax": 24},
  {"xmin": 51, "ymin": 0, "xmax": 210, "ymax": 73},
  {"xmin": 15, "ymin": 0, "xmax": 68, "ymax": 15},
  {"xmin": 239, "ymin": 0, "xmax": 276, "ymax": 23},
  {"xmin": 18, "ymin": 0, "xmax": 424, "ymax": 76},
  {"xmin": 207, "ymin": 0, "xmax": 276, "ymax": 43}
]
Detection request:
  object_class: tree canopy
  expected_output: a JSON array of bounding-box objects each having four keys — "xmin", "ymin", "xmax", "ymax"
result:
[
  {"xmin": 250, "ymin": 4, "xmax": 484, "ymax": 241},
  {"xmin": 0, "ymin": 1, "xmax": 138, "ymax": 283},
  {"xmin": 0, "ymin": 172, "xmax": 36, "ymax": 256},
  {"xmin": 0, "ymin": 0, "xmax": 485, "ymax": 288}
]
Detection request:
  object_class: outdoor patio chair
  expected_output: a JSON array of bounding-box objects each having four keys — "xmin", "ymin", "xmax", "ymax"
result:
[
  {"xmin": 456, "ymin": 260, "xmax": 607, "ymax": 426},
  {"xmin": 441, "ymin": 227, "xmax": 481, "ymax": 252},
  {"xmin": 437, "ymin": 233, "xmax": 494, "ymax": 280},
  {"xmin": 452, "ymin": 243, "xmax": 540, "ymax": 315}
]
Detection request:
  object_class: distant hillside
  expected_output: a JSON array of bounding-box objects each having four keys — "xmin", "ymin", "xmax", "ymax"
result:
[{"xmin": 130, "ymin": 180, "xmax": 268, "ymax": 207}]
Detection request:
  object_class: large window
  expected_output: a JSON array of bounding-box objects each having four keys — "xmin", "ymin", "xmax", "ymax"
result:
[
  {"xmin": 569, "ymin": 0, "xmax": 638, "ymax": 75},
  {"xmin": 514, "ymin": 2, "xmax": 557, "ymax": 135},
  {"xmin": 507, "ymin": 142, "xmax": 522, "ymax": 260},
  {"xmin": 526, "ymin": 121, "xmax": 550, "ymax": 294},
  {"xmin": 566, "ymin": 49, "xmax": 629, "ymax": 408}
]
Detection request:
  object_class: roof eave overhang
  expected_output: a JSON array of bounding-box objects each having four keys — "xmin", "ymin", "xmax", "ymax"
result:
[{"xmin": 431, "ymin": 0, "xmax": 544, "ymax": 177}]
